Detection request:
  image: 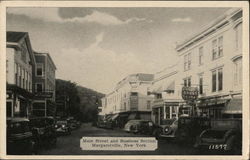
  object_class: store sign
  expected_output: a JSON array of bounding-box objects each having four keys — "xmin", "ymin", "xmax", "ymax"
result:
[
  {"xmin": 35, "ymin": 92, "xmax": 53, "ymax": 98},
  {"xmin": 182, "ymin": 86, "xmax": 198, "ymax": 101}
]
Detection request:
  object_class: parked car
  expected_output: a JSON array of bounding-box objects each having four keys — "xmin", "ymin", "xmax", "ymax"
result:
[
  {"xmin": 55, "ymin": 120, "xmax": 71, "ymax": 135},
  {"xmin": 124, "ymin": 120, "xmax": 155, "ymax": 134},
  {"xmin": 175, "ymin": 116, "xmax": 211, "ymax": 143},
  {"xmin": 194, "ymin": 119, "xmax": 242, "ymax": 154},
  {"xmin": 29, "ymin": 117, "xmax": 57, "ymax": 148},
  {"xmin": 67, "ymin": 117, "xmax": 78, "ymax": 130},
  {"xmin": 7, "ymin": 117, "xmax": 37, "ymax": 155},
  {"xmin": 153, "ymin": 118, "xmax": 178, "ymax": 139}
]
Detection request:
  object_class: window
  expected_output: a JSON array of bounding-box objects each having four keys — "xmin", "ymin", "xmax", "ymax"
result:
[
  {"xmin": 131, "ymin": 92, "xmax": 138, "ymax": 96},
  {"xmin": 235, "ymin": 23, "xmax": 242, "ymax": 50},
  {"xmin": 212, "ymin": 71, "xmax": 217, "ymax": 92},
  {"xmin": 36, "ymin": 63, "xmax": 44, "ymax": 76},
  {"xmin": 212, "ymin": 39, "xmax": 217, "ymax": 60},
  {"xmin": 212, "ymin": 68, "xmax": 223, "ymax": 92},
  {"xmin": 184, "ymin": 53, "xmax": 191, "ymax": 71},
  {"xmin": 184, "ymin": 77, "xmax": 191, "ymax": 87},
  {"xmin": 199, "ymin": 75, "xmax": 203, "ymax": 94},
  {"xmin": 212, "ymin": 36, "xmax": 223, "ymax": 60},
  {"xmin": 19, "ymin": 66, "xmax": 21, "ymax": 87},
  {"xmin": 15, "ymin": 63, "xmax": 18, "ymax": 85},
  {"xmin": 124, "ymin": 102, "xmax": 126, "ymax": 110},
  {"xmin": 218, "ymin": 36, "xmax": 223, "ymax": 57},
  {"xmin": 199, "ymin": 47, "xmax": 204, "ymax": 65},
  {"xmin": 234, "ymin": 58, "xmax": 242, "ymax": 86},
  {"xmin": 218, "ymin": 68, "xmax": 223, "ymax": 91},
  {"xmin": 22, "ymin": 69, "xmax": 25, "ymax": 89},
  {"xmin": 36, "ymin": 83, "xmax": 43, "ymax": 92},
  {"xmin": 147, "ymin": 101, "xmax": 151, "ymax": 109}
]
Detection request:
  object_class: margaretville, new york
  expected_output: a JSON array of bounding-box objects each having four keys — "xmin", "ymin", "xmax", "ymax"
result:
[{"xmin": 5, "ymin": 7, "xmax": 243, "ymax": 156}]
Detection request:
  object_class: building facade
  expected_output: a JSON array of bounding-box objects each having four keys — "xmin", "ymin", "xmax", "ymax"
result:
[
  {"xmin": 149, "ymin": 64, "xmax": 185, "ymax": 125},
  {"xmin": 32, "ymin": 52, "xmax": 56, "ymax": 117},
  {"xmin": 6, "ymin": 31, "xmax": 36, "ymax": 118},
  {"xmin": 101, "ymin": 73, "xmax": 154, "ymax": 127},
  {"xmin": 175, "ymin": 8, "xmax": 242, "ymax": 119}
]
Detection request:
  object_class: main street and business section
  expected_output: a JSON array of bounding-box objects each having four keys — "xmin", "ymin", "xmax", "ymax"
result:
[{"xmin": 6, "ymin": 8, "xmax": 243, "ymax": 155}]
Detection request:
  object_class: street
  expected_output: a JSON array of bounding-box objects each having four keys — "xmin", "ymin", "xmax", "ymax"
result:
[{"xmin": 39, "ymin": 123, "xmax": 201, "ymax": 155}]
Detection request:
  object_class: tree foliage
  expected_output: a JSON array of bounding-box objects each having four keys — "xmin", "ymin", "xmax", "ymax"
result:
[{"xmin": 55, "ymin": 79, "xmax": 104, "ymax": 122}]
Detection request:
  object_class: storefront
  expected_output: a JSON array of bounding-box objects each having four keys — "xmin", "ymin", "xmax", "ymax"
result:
[
  {"xmin": 152, "ymin": 100, "xmax": 183, "ymax": 125},
  {"xmin": 6, "ymin": 84, "xmax": 34, "ymax": 118},
  {"xmin": 197, "ymin": 96, "xmax": 231, "ymax": 119}
]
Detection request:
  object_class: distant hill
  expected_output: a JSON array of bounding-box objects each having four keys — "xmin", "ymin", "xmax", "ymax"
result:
[{"xmin": 55, "ymin": 79, "xmax": 105, "ymax": 122}]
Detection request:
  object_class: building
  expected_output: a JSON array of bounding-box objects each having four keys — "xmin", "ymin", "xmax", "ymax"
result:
[
  {"xmin": 149, "ymin": 64, "xmax": 185, "ymax": 125},
  {"xmin": 101, "ymin": 73, "xmax": 154, "ymax": 127},
  {"xmin": 32, "ymin": 51, "xmax": 56, "ymax": 117},
  {"xmin": 175, "ymin": 8, "xmax": 242, "ymax": 119},
  {"xmin": 6, "ymin": 31, "xmax": 36, "ymax": 118}
]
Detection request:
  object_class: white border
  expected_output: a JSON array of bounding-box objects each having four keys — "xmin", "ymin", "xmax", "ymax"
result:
[{"xmin": 0, "ymin": 1, "xmax": 249, "ymax": 160}]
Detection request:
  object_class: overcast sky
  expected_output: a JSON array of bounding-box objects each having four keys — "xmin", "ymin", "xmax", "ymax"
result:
[{"xmin": 7, "ymin": 7, "xmax": 231, "ymax": 94}]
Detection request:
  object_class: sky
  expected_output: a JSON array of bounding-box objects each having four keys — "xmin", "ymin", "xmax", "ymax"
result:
[{"xmin": 6, "ymin": 7, "xmax": 231, "ymax": 94}]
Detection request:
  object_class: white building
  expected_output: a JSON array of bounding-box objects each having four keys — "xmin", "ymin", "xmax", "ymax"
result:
[
  {"xmin": 175, "ymin": 8, "xmax": 242, "ymax": 119},
  {"xmin": 6, "ymin": 31, "xmax": 36, "ymax": 117},
  {"xmin": 101, "ymin": 73, "xmax": 154, "ymax": 127}
]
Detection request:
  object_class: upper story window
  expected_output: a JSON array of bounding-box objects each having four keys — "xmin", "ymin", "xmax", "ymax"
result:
[
  {"xmin": 212, "ymin": 36, "xmax": 223, "ymax": 60},
  {"xmin": 233, "ymin": 57, "xmax": 242, "ymax": 87},
  {"xmin": 212, "ymin": 68, "xmax": 223, "ymax": 92},
  {"xmin": 36, "ymin": 63, "xmax": 44, "ymax": 77},
  {"xmin": 235, "ymin": 22, "xmax": 242, "ymax": 51},
  {"xmin": 184, "ymin": 77, "xmax": 191, "ymax": 87},
  {"xmin": 184, "ymin": 52, "xmax": 191, "ymax": 71},
  {"xmin": 35, "ymin": 83, "xmax": 43, "ymax": 92},
  {"xmin": 199, "ymin": 47, "xmax": 204, "ymax": 65},
  {"xmin": 199, "ymin": 74, "xmax": 203, "ymax": 95}
]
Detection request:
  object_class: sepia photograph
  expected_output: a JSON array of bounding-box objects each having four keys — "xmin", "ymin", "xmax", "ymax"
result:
[{"xmin": 0, "ymin": 1, "xmax": 249, "ymax": 159}]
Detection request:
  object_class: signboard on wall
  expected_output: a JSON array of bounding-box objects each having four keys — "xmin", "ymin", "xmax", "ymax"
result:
[{"xmin": 181, "ymin": 86, "xmax": 198, "ymax": 101}]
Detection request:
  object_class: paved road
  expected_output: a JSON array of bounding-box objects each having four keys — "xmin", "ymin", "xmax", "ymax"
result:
[{"xmin": 38, "ymin": 123, "xmax": 209, "ymax": 155}]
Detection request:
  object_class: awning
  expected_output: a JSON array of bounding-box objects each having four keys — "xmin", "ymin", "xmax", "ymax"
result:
[
  {"xmin": 164, "ymin": 81, "xmax": 175, "ymax": 93},
  {"xmin": 111, "ymin": 114, "xmax": 119, "ymax": 120},
  {"xmin": 197, "ymin": 98, "xmax": 229, "ymax": 107},
  {"xmin": 223, "ymin": 97, "xmax": 242, "ymax": 114}
]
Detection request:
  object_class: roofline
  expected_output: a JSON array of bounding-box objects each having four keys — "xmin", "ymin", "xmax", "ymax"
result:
[
  {"xmin": 176, "ymin": 8, "xmax": 242, "ymax": 52},
  {"xmin": 34, "ymin": 51, "xmax": 57, "ymax": 69}
]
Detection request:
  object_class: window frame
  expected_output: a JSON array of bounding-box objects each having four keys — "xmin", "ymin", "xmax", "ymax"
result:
[
  {"xmin": 36, "ymin": 63, "xmax": 44, "ymax": 77},
  {"xmin": 35, "ymin": 83, "xmax": 43, "ymax": 92}
]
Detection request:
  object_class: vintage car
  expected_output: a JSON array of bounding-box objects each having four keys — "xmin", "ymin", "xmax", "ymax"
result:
[
  {"xmin": 153, "ymin": 118, "xmax": 179, "ymax": 139},
  {"xmin": 55, "ymin": 120, "xmax": 71, "ymax": 135},
  {"xmin": 7, "ymin": 117, "xmax": 36, "ymax": 155},
  {"xmin": 29, "ymin": 117, "xmax": 57, "ymax": 148},
  {"xmin": 194, "ymin": 119, "xmax": 242, "ymax": 154},
  {"xmin": 175, "ymin": 116, "xmax": 211, "ymax": 143},
  {"xmin": 124, "ymin": 120, "xmax": 155, "ymax": 134}
]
